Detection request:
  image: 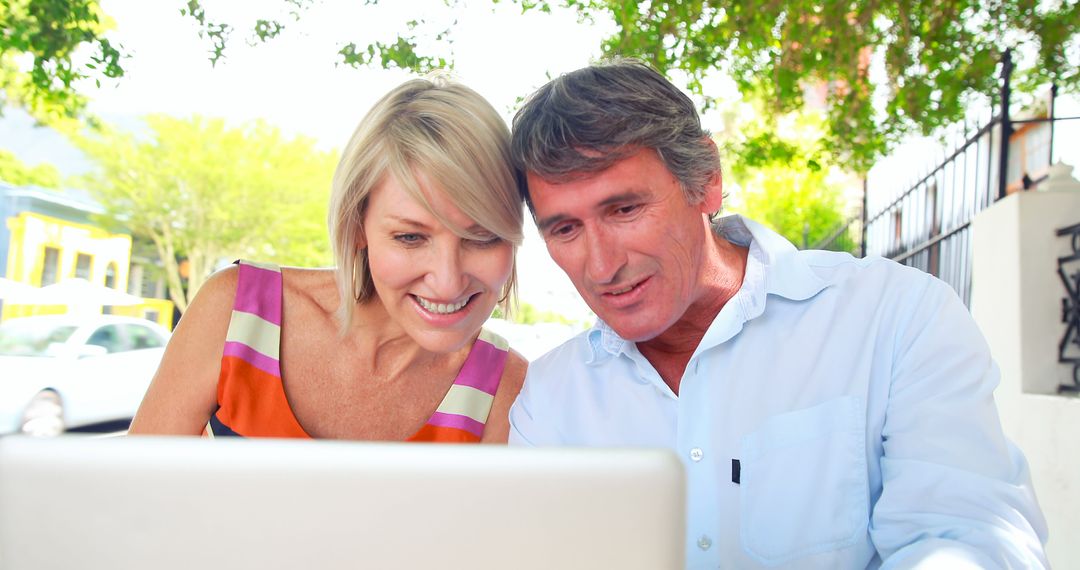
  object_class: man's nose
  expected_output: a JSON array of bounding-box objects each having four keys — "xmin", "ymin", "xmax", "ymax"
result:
[{"xmin": 584, "ymin": 225, "xmax": 624, "ymax": 285}]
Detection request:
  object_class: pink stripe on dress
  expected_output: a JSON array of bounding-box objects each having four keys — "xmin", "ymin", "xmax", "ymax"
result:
[
  {"xmin": 233, "ymin": 263, "xmax": 282, "ymax": 326},
  {"xmin": 222, "ymin": 341, "xmax": 280, "ymax": 378},
  {"xmin": 427, "ymin": 411, "xmax": 486, "ymax": 437},
  {"xmin": 452, "ymin": 340, "xmax": 507, "ymax": 395}
]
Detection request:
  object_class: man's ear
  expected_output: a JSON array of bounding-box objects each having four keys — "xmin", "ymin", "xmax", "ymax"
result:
[
  {"xmin": 698, "ymin": 169, "xmax": 724, "ymax": 214},
  {"xmin": 697, "ymin": 136, "xmax": 724, "ymax": 214}
]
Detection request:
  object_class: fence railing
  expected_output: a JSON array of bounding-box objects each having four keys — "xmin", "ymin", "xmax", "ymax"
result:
[
  {"xmin": 810, "ymin": 50, "xmax": 1080, "ymax": 308},
  {"xmin": 810, "ymin": 212, "xmax": 863, "ymax": 255},
  {"xmin": 1059, "ymin": 222, "xmax": 1080, "ymax": 394}
]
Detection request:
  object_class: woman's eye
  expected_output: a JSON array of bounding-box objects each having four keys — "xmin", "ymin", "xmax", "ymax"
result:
[
  {"xmin": 468, "ymin": 235, "xmax": 503, "ymax": 248},
  {"xmin": 394, "ymin": 233, "xmax": 424, "ymax": 245}
]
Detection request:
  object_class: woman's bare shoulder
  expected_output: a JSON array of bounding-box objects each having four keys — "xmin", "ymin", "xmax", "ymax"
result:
[
  {"xmin": 128, "ymin": 265, "xmax": 239, "ymax": 435},
  {"xmin": 280, "ymin": 266, "xmax": 340, "ymax": 313},
  {"xmin": 501, "ymin": 349, "xmax": 528, "ymax": 394},
  {"xmin": 479, "ymin": 348, "xmax": 528, "ymax": 444},
  {"xmin": 189, "ymin": 265, "xmax": 240, "ymax": 314}
]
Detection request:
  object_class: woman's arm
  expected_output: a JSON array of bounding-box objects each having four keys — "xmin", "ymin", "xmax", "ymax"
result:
[{"xmin": 128, "ymin": 266, "xmax": 238, "ymax": 435}]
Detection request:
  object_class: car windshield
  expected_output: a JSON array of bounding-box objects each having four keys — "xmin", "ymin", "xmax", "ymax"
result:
[{"xmin": 0, "ymin": 321, "xmax": 79, "ymax": 357}]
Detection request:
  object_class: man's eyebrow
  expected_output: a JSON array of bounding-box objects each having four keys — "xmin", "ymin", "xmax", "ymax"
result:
[
  {"xmin": 596, "ymin": 191, "xmax": 648, "ymax": 209},
  {"xmin": 535, "ymin": 191, "xmax": 649, "ymax": 233},
  {"xmin": 535, "ymin": 214, "xmax": 568, "ymax": 233}
]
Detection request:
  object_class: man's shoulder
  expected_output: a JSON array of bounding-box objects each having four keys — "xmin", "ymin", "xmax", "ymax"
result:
[
  {"xmin": 799, "ymin": 249, "xmax": 934, "ymax": 291},
  {"xmin": 791, "ymin": 249, "xmax": 965, "ymax": 334},
  {"xmin": 530, "ymin": 327, "xmax": 597, "ymax": 377}
]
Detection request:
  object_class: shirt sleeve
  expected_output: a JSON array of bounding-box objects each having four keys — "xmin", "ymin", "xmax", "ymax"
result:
[
  {"xmin": 508, "ymin": 365, "xmax": 556, "ymax": 447},
  {"xmin": 870, "ymin": 274, "xmax": 1049, "ymax": 569}
]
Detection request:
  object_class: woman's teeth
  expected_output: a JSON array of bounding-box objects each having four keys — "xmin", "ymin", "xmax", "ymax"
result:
[{"xmin": 416, "ymin": 296, "xmax": 468, "ymax": 314}]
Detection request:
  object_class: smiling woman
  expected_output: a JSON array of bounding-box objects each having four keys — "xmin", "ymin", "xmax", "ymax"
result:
[
  {"xmin": 128, "ymin": 75, "xmax": 527, "ymax": 443},
  {"xmin": 362, "ymin": 171, "xmax": 514, "ymax": 355}
]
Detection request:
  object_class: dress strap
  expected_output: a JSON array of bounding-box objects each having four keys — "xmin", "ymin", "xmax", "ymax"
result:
[
  {"xmin": 208, "ymin": 260, "xmax": 307, "ymax": 438},
  {"xmin": 220, "ymin": 260, "xmax": 283, "ymax": 375},
  {"xmin": 407, "ymin": 328, "xmax": 510, "ymax": 443}
]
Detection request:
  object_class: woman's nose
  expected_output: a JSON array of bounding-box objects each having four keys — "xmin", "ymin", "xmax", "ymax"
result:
[{"xmin": 424, "ymin": 242, "xmax": 469, "ymax": 299}]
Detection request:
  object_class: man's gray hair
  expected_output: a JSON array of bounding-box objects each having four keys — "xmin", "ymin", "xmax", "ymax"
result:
[{"xmin": 510, "ymin": 58, "xmax": 721, "ymax": 212}]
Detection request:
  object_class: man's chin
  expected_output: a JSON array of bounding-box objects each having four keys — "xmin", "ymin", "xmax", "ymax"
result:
[{"xmin": 601, "ymin": 318, "xmax": 665, "ymax": 343}]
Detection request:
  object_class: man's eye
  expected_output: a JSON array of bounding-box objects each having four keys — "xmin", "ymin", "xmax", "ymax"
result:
[
  {"xmin": 613, "ymin": 204, "xmax": 641, "ymax": 216},
  {"xmin": 547, "ymin": 223, "xmax": 578, "ymax": 240}
]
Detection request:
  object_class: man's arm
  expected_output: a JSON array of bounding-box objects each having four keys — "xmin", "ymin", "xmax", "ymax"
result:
[
  {"xmin": 508, "ymin": 370, "xmax": 548, "ymax": 446},
  {"xmin": 871, "ymin": 275, "xmax": 1048, "ymax": 569}
]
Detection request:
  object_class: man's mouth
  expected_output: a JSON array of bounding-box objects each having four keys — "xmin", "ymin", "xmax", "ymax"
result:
[
  {"xmin": 603, "ymin": 278, "xmax": 646, "ymax": 297},
  {"xmin": 413, "ymin": 294, "xmax": 473, "ymax": 315}
]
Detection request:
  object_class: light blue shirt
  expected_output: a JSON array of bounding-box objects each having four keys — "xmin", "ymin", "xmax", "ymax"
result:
[{"xmin": 509, "ymin": 216, "xmax": 1048, "ymax": 569}]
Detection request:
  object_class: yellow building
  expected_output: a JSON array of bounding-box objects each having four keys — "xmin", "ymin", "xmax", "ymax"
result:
[{"xmin": 0, "ymin": 183, "xmax": 173, "ymax": 327}]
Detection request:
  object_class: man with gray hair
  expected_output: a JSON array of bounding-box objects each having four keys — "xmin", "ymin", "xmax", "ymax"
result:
[{"xmin": 508, "ymin": 59, "xmax": 1048, "ymax": 569}]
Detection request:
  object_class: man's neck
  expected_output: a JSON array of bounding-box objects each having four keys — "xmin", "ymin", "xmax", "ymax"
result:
[{"xmin": 637, "ymin": 232, "xmax": 749, "ymax": 395}]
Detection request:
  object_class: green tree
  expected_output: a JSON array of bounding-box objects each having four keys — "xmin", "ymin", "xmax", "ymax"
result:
[
  {"xmin": 0, "ymin": 0, "xmax": 122, "ymax": 124},
  {"xmin": 513, "ymin": 0, "xmax": 1080, "ymax": 172},
  {"xmin": 8, "ymin": 1, "xmax": 1077, "ymax": 170},
  {"xmin": 0, "ymin": 149, "xmax": 64, "ymax": 188},
  {"xmin": 722, "ymin": 107, "xmax": 851, "ymax": 250},
  {"xmin": 511, "ymin": 301, "xmax": 579, "ymax": 326},
  {"xmin": 70, "ymin": 115, "xmax": 336, "ymax": 312},
  {"xmin": 176, "ymin": 0, "xmax": 1078, "ymax": 171},
  {"xmin": 728, "ymin": 163, "xmax": 848, "ymax": 250}
]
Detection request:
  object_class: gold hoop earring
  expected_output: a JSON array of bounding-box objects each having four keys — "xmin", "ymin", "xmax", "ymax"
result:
[{"xmin": 352, "ymin": 253, "xmax": 364, "ymax": 301}]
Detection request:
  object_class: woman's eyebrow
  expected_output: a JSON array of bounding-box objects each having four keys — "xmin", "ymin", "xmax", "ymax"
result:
[{"xmin": 385, "ymin": 215, "xmax": 431, "ymax": 229}]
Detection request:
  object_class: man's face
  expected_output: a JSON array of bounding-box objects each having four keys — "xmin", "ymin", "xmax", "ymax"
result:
[{"xmin": 529, "ymin": 148, "xmax": 721, "ymax": 342}]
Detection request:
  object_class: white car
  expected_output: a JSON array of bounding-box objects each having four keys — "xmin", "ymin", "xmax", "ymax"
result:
[{"xmin": 0, "ymin": 315, "xmax": 170, "ymax": 436}]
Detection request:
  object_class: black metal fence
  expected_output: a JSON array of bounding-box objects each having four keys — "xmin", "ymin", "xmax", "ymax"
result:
[
  {"xmin": 1059, "ymin": 222, "xmax": 1080, "ymax": 394},
  {"xmin": 812, "ymin": 50, "xmax": 1080, "ymax": 307}
]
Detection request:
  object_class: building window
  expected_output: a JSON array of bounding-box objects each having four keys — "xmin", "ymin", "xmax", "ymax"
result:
[
  {"xmin": 41, "ymin": 247, "xmax": 60, "ymax": 286},
  {"xmin": 1006, "ymin": 121, "xmax": 1052, "ymax": 194},
  {"xmin": 104, "ymin": 263, "xmax": 118, "ymax": 289},
  {"xmin": 75, "ymin": 253, "xmax": 93, "ymax": 280}
]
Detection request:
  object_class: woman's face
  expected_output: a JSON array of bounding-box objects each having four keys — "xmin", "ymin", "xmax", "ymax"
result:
[{"xmin": 362, "ymin": 171, "xmax": 513, "ymax": 353}]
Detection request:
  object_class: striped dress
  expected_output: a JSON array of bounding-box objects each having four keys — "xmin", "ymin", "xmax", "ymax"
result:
[{"xmin": 207, "ymin": 261, "xmax": 510, "ymax": 443}]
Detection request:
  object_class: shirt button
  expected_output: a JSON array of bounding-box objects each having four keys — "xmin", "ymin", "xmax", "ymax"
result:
[
  {"xmin": 689, "ymin": 447, "xmax": 704, "ymax": 462},
  {"xmin": 697, "ymin": 535, "xmax": 712, "ymax": 551}
]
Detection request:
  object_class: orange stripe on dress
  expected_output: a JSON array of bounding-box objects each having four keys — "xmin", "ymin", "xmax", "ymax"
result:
[
  {"xmin": 407, "ymin": 423, "xmax": 482, "ymax": 443},
  {"xmin": 216, "ymin": 356, "xmax": 310, "ymax": 438}
]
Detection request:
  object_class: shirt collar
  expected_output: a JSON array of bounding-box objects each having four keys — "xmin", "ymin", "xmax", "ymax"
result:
[
  {"xmin": 585, "ymin": 215, "xmax": 831, "ymax": 362},
  {"xmin": 721, "ymin": 215, "xmax": 831, "ymax": 301}
]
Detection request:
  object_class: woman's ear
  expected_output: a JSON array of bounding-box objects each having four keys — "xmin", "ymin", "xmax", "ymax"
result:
[{"xmin": 354, "ymin": 225, "xmax": 367, "ymax": 251}]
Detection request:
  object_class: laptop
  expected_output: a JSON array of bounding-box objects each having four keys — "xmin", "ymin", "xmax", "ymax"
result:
[{"xmin": 0, "ymin": 436, "xmax": 685, "ymax": 569}]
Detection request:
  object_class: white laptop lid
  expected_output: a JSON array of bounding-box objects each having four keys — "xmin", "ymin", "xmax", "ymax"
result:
[{"xmin": 0, "ymin": 436, "xmax": 684, "ymax": 570}]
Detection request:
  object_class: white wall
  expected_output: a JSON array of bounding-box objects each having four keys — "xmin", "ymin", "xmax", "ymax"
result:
[{"xmin": 971, "ymin": 189, "xmax": 1080, "ymax": 569}]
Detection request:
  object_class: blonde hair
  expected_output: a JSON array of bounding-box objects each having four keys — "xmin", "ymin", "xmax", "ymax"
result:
[{"xmin": 328, "ymin": 75, "xmax": 523, "ymax": 332}]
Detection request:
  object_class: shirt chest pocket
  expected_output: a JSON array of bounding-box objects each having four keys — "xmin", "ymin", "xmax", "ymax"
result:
[{"xmin": 739, "ymin": 396, "xmax": 869, "ymax": 566}]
